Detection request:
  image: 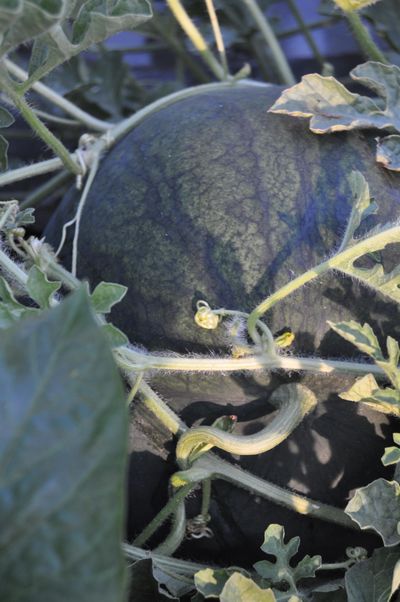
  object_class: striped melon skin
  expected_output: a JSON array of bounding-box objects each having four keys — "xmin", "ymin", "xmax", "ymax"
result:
[{"xmin": 45, "ymin": 84, "xmax": 400, "ymax": 563}]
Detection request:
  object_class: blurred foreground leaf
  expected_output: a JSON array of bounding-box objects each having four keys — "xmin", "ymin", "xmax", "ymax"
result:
[{"xmin": 0, "ymin": 289, "xmax": 128, "ymax": 602}]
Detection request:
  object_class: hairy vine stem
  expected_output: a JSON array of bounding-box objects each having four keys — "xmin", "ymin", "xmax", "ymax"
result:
[
  {"xmin": 117, "ymin": 346, "xmax": 385, "ymax": 378},
  {"xmin": 239, "ymin": 0, "xmax": 296, "ymax": 85},
  {"xmin": 133, "ymin": 482, "xmax": 196, "ymax": 547},
  {"xmin": 0, "ymin": 74, "xmax": 82, "ymax": 176},
  {"xmin": 344, "ymin": 10, "xmax": 388, "ymax": 64},
  {"xmin": 176, "ymin": 384, "xmax": 316, "ymax": 468},
  {"xmin": 4, "ymin": 59, "xmax": 112, "ymax": 132},
  {"xmin": 247, "ymin": 223, "xmax": 400, "ymax": 342},
  {"xmin": 122, "ymin": 542, "xmax": 207, "ymax": 574}
]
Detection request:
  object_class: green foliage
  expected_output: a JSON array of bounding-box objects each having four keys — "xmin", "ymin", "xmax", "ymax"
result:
[
  {"xmin": 382, "ymin": 433, "xmax": 400, "ymax": 466},
  {"xmin": 90, "ymin": 280, "xmax": 128, "ymax": 314},
  {"xmin": 345, "ymin": 479, "xmax": 400, "ymax": 546},
  {"xmin": 328, "ymin": 320, "xmax": 400, "ymax": 415},
  {"xmin": 269, "ymin": 61, "xmax": 400, "ymax": 171},
  {"xmin": 0, "ymin": 105, "xmax": 15, "ymax": 170},
  {"xmin": 194, "ymin": 567, "xmax": 234, "ymax": 598},
  {"xmin": 0, "ymin": 289, "xmax": 128, "ymax": 602},
  {"xmin": 338, "ymin": 171, "xmax": 378, "ymax": 251},
  {"xmin": 219, "ymin": 573, "xmax": 276, "ymax": 601},
  {"xmin": 253, "ymin": 524, "xmax": 321, "ymax": 594},
  {"xmin": 26, "ymin": 264, "xmax": 60, "ymax": 308},
  {"xmin": 0, "ymin": 274, "xmax": 37, "ymax": 326},
  {"xmin": 0, "ymin": 0, "xmax": 153, "ymax": 83},
  {"xmin": 345, "ymin": 547, "xmax": 400, "ymax": 602}
]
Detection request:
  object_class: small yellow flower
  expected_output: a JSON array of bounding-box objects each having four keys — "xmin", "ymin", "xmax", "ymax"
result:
[
  {"xmin": 194, "ymin": 300, "xmax": 220, "ymax": 330},
  {"xmin": 275, "ymin": 331, "xmax": 295, "ymax": 349},
  {"xmin": 333, "ymin": 0, "xmax": 381, "ymax": 11}
]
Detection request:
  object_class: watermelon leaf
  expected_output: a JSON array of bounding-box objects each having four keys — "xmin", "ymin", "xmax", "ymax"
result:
[
  {"xmin": 26, "ymin": 265, "xmax": 60, "ymax": 309},
  {"xmin": 269, "ymin": 62, "xmax": 400, "ymax": 171},
  {"xmin": 339, "ymin": 374, "xmax": 400, "ymax": 416},
  {"xmin": 254, "ymin": 524, "xmax": 321, "ymax": 592},
  {"xmin": 24, "ymin": 0, "xmax": 153, "ymax": 86},
  {"xmin": 338, "ymin": 172, "xmax": 378, "ymax": 252},
  {"xmin": 0, "ymin": 274, "xmax": 37, "ymax": 326},
  {"xmin": 219, "ymin": 574, "xmax": 276, "ymax": 601},
  {"xmin": 345, "ymin": 479, "xmax": 400, "ymax": 546},
  {"xmin": 383, "ymin": 432, "xmax": 400, "ymax": 467},
  {"xmin": 329, "ymin": 320, "xmax": 400, "ymax": 415},
  {"xmin": 102, "ymin": 322, "xmax": 129, "ymax": 347},
  {"xmin": 269, "ymin": 62, "xmax": 400, "ymax": 133},
  {"xmin": 0, "ymin": 0, "xmax": 65, "ymax": 57},
  {"xmin": 327, "ymin": 320, "xmax": 384, "ymax": 360},
  {"xmin": 0, "ymin": 0, "xmax": 152, "ymax": 85},
  {"xmin": 0, "ymin": 289, "xmax": 128, "ymax": 602},
  {"xmin": 194, "ymin": 567, "xmax": 233, "ymax": 597},
  {"xmin": 345, "ymin": 547, "xmax": 400, "ymax": 602},
  {"xmin": 381, "ymin": 444, "xmax": 400, "ymax": 466},
  {"xmin": 376, "ymin": 135, "xmax": 400, "ymax": 171},
  {"xmin": 90, "ymin": 281, "xmax": 128, "ymax": 314}
]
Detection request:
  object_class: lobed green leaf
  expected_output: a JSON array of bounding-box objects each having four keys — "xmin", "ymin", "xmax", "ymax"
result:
[
  {"xmin": 25, "ymin": 0, "xmax": 153, "ymax": 85},
  {"xmin": 269, "ymin": 62, "xmax": 400, "ymax": 171},
  {"xmin": 345, "ymin": 479, "xmax": 400, "ymax": 546},
  {"xmin": 0, "ymin": 0, "xmax": 65, "ymax": 57},
  {"xmin": 254, "ymin": 524, "xmax": 321, "ymax": 591},
  {"xmin": 26, "ymin": 265, "xmax": 60, "ymax": 309},
  {"xmin": 327, "ymin": 320, "xmax": 383, "ymax": 360}
]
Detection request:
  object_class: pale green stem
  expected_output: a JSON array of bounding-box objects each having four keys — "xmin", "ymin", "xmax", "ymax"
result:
[
  {"xmin": 286, "ymin": 0, "xmax": 325, "ymax": 68},
  {"xmin": 5, "ymin": 59, "xmax": 112, "ymax": 132},
  {"xmin": 122, "ymin": 542, "xmax": 207, "ymax": 574},
  {"xmin": 2, "ymin": 80, "xmax": 266, "ymax": 189},
  {"xmin": 201, "ymin": 478, "xmax": 212, "ymax": 518},
  {"xmin": 71, "ymin": 156, "xmax": 100, "ymax": 276},
  {"xmin": 176, "ymin": 384, "xmax": 316, "ymax": 468},
  {"xmin": 154, "ymin": 502, "xmax": 187, "ymax": 556},
  {"xmin": 0, "ymin": 157, "xmax": 63, "ymax": 188},
  {"xmin": 167, "ymin": 0, "xmax": 226, "ymax": 81},
  {"xmin": 45, "ymin": 259, "xmax": 81, "ymax": 291},
  {"xmin": 344, "ymin": 10, "xmax": 388, "ymax": 64},
  {"xmin": 247, "ymin": 224, "xmax": 400, "ymax": 342},
  {"xmin": 135, "ymin": 380, "xmax": 187, "ymax": 435},
  {"xmin": 204, "ymin": 0, "xmax": 230, "ymax": 78},
  {"xmin": 32, "ymin": 108, "xmax": 81, "ymax": 127},
  {"xmin": 117, "ymin": 345, "xmax": 385, "ymax": 379},
  {"xmin": 318, "ymin": 559, "xmax": 354, "ymax": 571},
  {"xmin": 133, "ymin": 482, "xmax": 195, "ymax": 547},
  {"xmin": 194, "ymin": 455, "xmax": 358, "ymax": 530},
  {"xmin": 120, "ymin": 381, "xmax": 359, "ymax": 530},
  {"xmin": 240, "ymin": 0, "xmax": 296, "ymax": 85},
  {"xmin": 1, "ymin": 76, "xmax": 82, "ymax": 176},
  {"xmin": 0, "ymin": 246, "xmax": 28, "ymax": 286},
  {"xmin": 127, "ymin": 372, "xmax": 143, "ymax": 404}
]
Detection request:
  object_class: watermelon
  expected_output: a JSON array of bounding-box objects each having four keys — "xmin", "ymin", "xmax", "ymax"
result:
[{"xmin": 45, "ymin": 82, "xmax": 400, "ymax": 564}]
